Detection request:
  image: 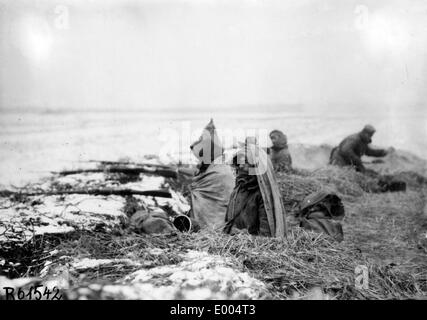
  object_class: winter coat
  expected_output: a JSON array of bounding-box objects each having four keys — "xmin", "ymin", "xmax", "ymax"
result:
[
  {"xmin": 189, "ymin": 119, "xmax": 235, "ymax": 229},
  {"xmin": 269, "ymin": 130, "xmax": 293, "ymax": 172},
  {"xmin": 329, "ymin": 131, "xmax": 387, "ymax": 172},
  {"xmin": 189, "ymin": 162, "xmax": 235, "ymax": 229},
  {"xmin": 224, "ymin": 143, "xmax": 287, "ymax": 238},
  {"xmin": 269, "ymin": 147, "xmax": 293, "ymax": 173},
  {"xmin": 224, "ymin": 173, "xmax": 271, "ymax": 236}
]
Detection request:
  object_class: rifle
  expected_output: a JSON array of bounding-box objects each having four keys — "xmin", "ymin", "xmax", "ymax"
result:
[
  {"xmin": 53, "ymin": 167, "xmax": 178, "ymax": 179},
  {"xmin": 0, "ymin": 188, "xmax": 172, "ymax": 198},
  {"xmin": 80, "ymin": 159, "xmax": 173, "ymax": 169},
  {"xmin": 55, "ymin": 165, "xmax": 196, "ymax": 178}
]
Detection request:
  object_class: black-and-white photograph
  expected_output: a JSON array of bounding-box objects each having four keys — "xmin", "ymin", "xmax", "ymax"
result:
[{"xmin": 0, "ymin": 0, "xmax": 426, "ymax": 303}]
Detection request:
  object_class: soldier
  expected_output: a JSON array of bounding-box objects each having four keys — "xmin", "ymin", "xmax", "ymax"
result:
[
  {"xmin": 296, "ymin": 190, "xmax": 345, "ymax": 242},
  {"xmin": 329, "ymin": 124, "xmax": 388, "ymax": 173},
  {"xmin": 188, "ymin": 119, "xmax": 235, "ymax": 229},
  {"xmin": 268, "ymin": 130, "xmax": 292, "ymax": 173},
  {"xmin": 224, "ymin": 138, "xmax": 287, "ymax": 238}
]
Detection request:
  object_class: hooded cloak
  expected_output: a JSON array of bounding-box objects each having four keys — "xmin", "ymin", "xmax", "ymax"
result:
[
  {"xmin": 189, "ymin": 119, "xmax": 235, "ymax": 229},
  {"xmin": 190, "ymin": 118, "xmax": 224, "ymax": 165},
  {"xmin": 225, "ymin": 141, "xmax": 287, "ymax": 238}
]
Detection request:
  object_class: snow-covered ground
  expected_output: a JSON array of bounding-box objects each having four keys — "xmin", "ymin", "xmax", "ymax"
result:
[
  {"xmin": 0, "ymin": 249, "xmax": 270, "ymax": 300},
  {"xmin": 65, "ymin": 250, "xmax": 269, "ymax": 300},
  {"xmin": 0, "ymin": 172, "xmax": 190, "ymax": 244}
]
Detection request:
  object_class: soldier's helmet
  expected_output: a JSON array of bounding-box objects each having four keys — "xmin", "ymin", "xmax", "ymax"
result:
[{"xmin": 362, "ymin": 124, "xmax": 376, "ymax": 135}]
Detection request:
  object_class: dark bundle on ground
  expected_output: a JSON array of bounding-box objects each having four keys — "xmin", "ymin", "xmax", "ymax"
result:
[{"xmin": 386, "ymin": 171, "xmax": 427, "ymax": 189}]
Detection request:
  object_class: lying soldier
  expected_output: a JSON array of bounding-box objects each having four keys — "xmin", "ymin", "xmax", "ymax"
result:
[
  {"xmin": 224, "ymin": 138, "xmax": 287, "ymax": 238},
  {"xmin": 130, "ymin": 209, "xmax": 175, "ymax": 234},
  {"xmin": 296, "ymin": 190, "xmax": 345, "ymax": 242},
  {"xmin": 329, "ymin": 124, "xmax": 389, "ymax": 173}
]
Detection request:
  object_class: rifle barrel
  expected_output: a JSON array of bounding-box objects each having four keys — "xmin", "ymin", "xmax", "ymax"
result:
[{"xmin": 0, "ymin": 189, "xmax": 172, "ymax": 198}]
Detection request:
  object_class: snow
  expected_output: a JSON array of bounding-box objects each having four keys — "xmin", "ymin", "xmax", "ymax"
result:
[
  {"xmin": 147, "ymin": 248, "xmax": 165, "ymax": 256},
  {"xmin": 34, "ymin": 249, "xmax": 269, "ymax": 300},
  {"xmin": 115, "ymin": 250, "xmax": 269, "ymax": 300},
  {"xmin": 72, "ymin": 258, "xmax": 141, "ymax": 270},
  {"xmin": 0, "ymin": 276, "xmax": 40, "ymax": 290},
  {"xmin": 64, "ymin": 250, "xmax": 268, "ymax": 300},
  {"xmin": 0, "ymin": 194, "xmax": 126, "ymax": 243},
  {"xmin": 1, "ymin": 111, "xmax": 426, "ymax": 188},
  {"xmin": 121, "ymin": 176, "xmax": 165, "ymax": 191},
  {"xmin": 55, "ymin": 173, "xmax": 106, "ymax": 185},
  {"xmin": 0, "ymin": 169, "xmax": 191, "ymax": 244}
]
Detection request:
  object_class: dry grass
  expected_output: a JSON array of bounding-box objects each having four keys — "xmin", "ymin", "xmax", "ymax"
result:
[
  {"xmin": 276, "ymin": 166, "xmax": 376, "ymax": 215},
  {"xmin": 269, "ymin": 165, "xmax": 426, "ymax": 298},
  {"xmin": 343, "ymin": 191, "xmax": 427, "ymax": 266},
  {"xmin": 278, "ymin": 166, "xmax": 379, "ymax": 205},
  {"xmin": 188, "ymin": 229, "xmax": 426, "ymax": 299},
  {"xmin": 32, "ymin": 226, "xmax": 426, "ymax": 299}
]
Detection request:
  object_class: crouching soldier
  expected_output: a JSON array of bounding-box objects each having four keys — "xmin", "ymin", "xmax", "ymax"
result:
[
  {"xmin": 224, "ymin": 138, "xmax": 287, "ymax": 238},
  {"xmin": 329, "ymin": 124, "xmax": 388, "ymax": 173}
]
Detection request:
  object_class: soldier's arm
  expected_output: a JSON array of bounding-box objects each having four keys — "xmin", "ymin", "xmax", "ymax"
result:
[{"xmin": 365, "ymin": 145, "xmax": 387, "ymax": 157}]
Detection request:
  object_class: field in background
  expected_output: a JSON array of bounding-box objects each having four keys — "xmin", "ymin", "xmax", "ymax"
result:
[{"xmin": 1, "ymin": 110, "xmax": 426, "ymax": 187}]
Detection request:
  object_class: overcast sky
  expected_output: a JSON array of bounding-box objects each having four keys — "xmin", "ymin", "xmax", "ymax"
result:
[{"xmin": 0, "ymin": 0, "xmax": 426, "ymax": 114}]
